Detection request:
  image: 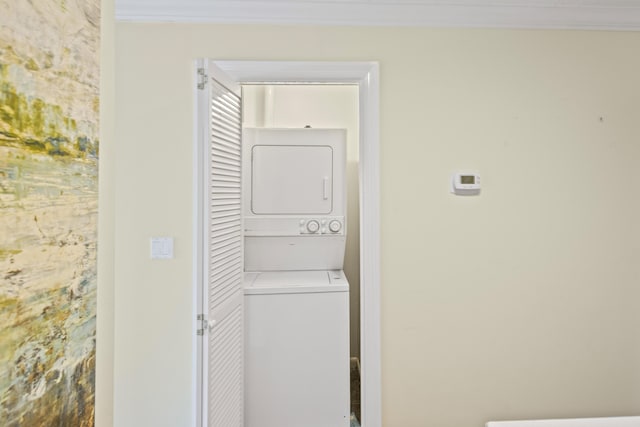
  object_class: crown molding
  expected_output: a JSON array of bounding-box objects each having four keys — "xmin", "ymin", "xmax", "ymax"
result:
[{"xmin": 115, "ymin": 0, "xmax": 640, "ymax": 30}]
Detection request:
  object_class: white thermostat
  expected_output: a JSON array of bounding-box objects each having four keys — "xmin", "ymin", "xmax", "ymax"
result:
[{"xmin": 451, "ymin": 172, "xmax": 481, "ymax": 195}]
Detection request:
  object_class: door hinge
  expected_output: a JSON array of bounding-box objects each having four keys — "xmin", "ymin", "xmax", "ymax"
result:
[
  {"xmin": 197, "ymin": 68, "xmax": 208, "ymax": 90},
  {"xmin": 197, "ymin": 314, "xmax": 207, "ymax": 335}
]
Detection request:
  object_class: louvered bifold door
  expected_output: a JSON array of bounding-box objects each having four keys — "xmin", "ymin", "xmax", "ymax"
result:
[{"xmin": 206, "ymin": 65, "xmax": 243, "ymax": 427}]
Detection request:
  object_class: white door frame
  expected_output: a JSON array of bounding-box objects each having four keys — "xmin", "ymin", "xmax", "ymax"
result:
[{"xmin": 195, "ymin": 60, "xmax": 381, "ymax": 427}]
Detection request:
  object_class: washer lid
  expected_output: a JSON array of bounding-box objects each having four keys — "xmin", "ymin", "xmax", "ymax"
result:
[{"xmin": 244, "ymin": 270, "xmax": 349, "ymax": 294}]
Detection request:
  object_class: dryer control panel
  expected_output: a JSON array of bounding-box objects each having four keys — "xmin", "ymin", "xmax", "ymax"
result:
[
  {"xmin": 245, "ymin": 217, "xmax": 345, "ymax": 237},
  {"xmin": 299, "ymin": 218, "xmax": 344, "ymax": 235}
]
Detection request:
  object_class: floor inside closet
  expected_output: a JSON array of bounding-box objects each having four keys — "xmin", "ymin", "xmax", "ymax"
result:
[{"xmin": 351, "ymin": 357, "xmax": 361, "ymax": 426}]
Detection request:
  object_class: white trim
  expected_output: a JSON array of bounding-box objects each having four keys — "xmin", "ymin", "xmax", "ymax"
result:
[
  {"xmin": 194, "ymin": 60, "xmax": 382, "ymax": 427},
  {"xmin": 356, "ymin": 63, "xmax": 381, "ymax": 427},
  {"xmin": 116, "ymin": 0, "xmax": 640, "ymax": 31},
  {"xmin": 215, "ymin": 61, "xmax": 377, "ymax": 84},
  {"xmin": 194, "ymin": 58, "xmax": 208, "ymax": 427},
  {"xmin": 487, "ymin": 416, "xmax": 640, "ymax": 427}
]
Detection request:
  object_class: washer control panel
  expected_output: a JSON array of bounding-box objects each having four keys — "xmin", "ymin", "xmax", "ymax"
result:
[{"xmin": 299, "ymin": 217, "xmax": 344, "ymax": 235}]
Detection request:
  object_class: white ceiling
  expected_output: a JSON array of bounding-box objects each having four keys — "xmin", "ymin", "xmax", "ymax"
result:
[{"xmin": 115, "ymin": 0, "xmax": 640, "ymax": 30}]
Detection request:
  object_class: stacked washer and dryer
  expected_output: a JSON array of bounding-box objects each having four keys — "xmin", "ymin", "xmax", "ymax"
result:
[{"xmin": 242, "ymin": 128, "xmax": 351, "ymax": 427}]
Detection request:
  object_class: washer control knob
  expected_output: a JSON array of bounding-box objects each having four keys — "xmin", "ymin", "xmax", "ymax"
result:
[
  {"xmin": 306, "ymin": 220, "xmax": 320, "ymax": 233},
  {"xmin": 328, "ymin": 220, "xmax": 342, "ymax": 233}
]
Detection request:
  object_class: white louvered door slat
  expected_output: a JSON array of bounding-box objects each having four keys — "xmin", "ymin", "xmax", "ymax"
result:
[{"xmin": 205, "ymin": 63, "xmax": 244, "ymax": 427}]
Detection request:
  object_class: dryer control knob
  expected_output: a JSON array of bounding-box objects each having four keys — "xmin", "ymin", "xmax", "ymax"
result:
[
  {"xmin": 306, "ymin": 220, "xmax": 320, "ymax": 233},
  {"xmin": 328, "ymin": 220, "xmax": 342, "ymax": 233}
]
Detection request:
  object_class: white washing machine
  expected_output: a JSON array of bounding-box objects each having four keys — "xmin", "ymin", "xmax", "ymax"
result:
[
  {"xmin": 244, "ymin": 270, "xmax": 350, "ymax": 427},
  {"xmin": 242, "ymin": 128, "xmax": 351, "ymax": 427}
]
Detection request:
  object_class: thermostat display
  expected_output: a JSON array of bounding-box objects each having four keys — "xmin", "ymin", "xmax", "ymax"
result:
[
  {"xmin": 460, "ymin": 175, "xmax": 475, "ymax": 185},
  {"xmin": 452, "ymin": 172, "xmax": 481, "ymax": 195}
]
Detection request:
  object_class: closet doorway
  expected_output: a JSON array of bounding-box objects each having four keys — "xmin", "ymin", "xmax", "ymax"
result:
[
  {"xmin": 194, "ymin": 60, "xmax": 381, "ymax": 427},
  {"xmin": 243, "ymin": 83, "xmax": 361, "ymax": 361}
]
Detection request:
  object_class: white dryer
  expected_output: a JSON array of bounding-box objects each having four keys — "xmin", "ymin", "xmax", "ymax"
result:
[
  {"xmin": 242, "ymin": 128, "xmax": 347, "ymax": 272},
  {"xmin": 242, "ymin": 128, "xmax": 351, "ymax": 427}
]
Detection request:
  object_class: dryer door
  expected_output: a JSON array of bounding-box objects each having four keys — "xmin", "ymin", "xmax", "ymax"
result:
[{"xmin": 251, "ymin": 145, "xmax": 333, "ymax": 214}]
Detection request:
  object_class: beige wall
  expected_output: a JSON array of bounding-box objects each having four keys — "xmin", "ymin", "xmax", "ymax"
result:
[
  {"xmin": 110, "ymin": 23, "xmax": 640, "ymax": 427},
  {"xmin": 96, "ymin": 0, "xmax": 114, "ymax": 426},
  {"xmin": 242, "ymin": 84, "xmax": 361, "ymax": 357}
]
